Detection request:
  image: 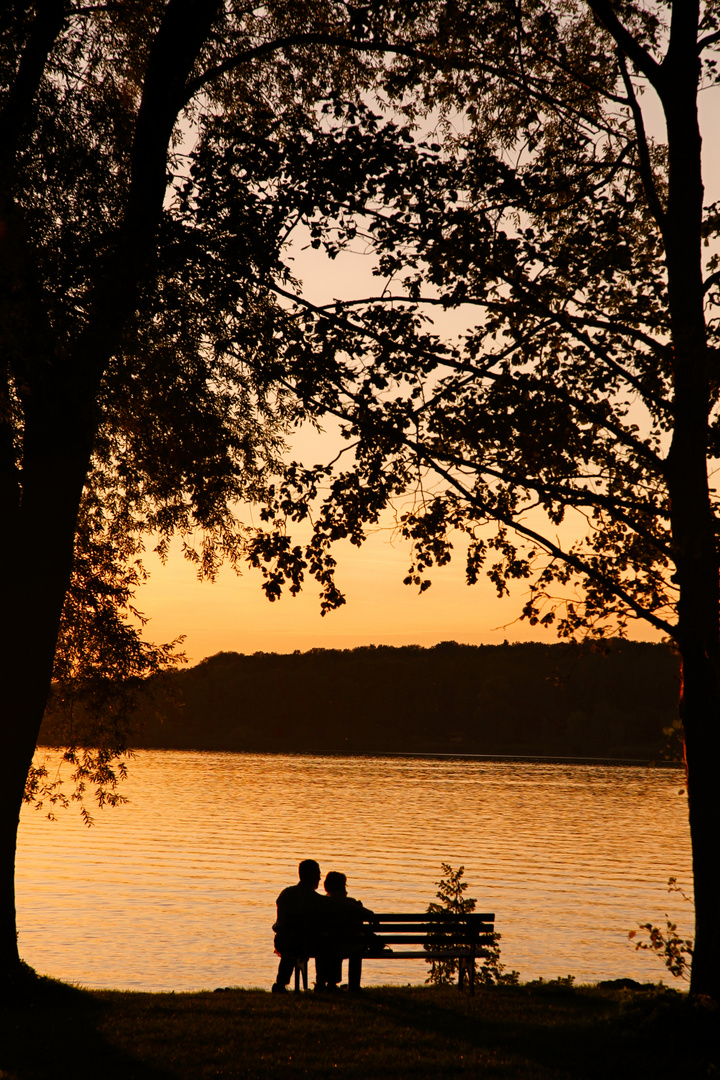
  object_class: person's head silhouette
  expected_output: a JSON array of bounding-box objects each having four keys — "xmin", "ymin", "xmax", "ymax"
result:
[
  {"xmin": 324, "ymin": 871, "xmax": 347, "ymax": 896},
  {"xmin": 298, "ymin": 859, "xmax": 321, "ymax": 889}
]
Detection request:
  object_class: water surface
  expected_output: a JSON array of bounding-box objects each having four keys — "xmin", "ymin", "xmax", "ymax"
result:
[{"xmin": 16, "ymin": 752, "xmax": 693, "ymax": 991}]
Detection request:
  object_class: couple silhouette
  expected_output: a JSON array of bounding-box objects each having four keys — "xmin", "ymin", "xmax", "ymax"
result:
[{"xmin": 272, "ymin": 859, "xmax": 372, "ymax": 993}]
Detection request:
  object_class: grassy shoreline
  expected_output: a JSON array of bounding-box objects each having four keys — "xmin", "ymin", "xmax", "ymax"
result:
[{"xmin": 1, "ymin": 976, "xmax": 717, "ymax": 1079}]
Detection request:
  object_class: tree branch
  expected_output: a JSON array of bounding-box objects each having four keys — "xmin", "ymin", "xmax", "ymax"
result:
[
  {"xmin": 185, "ymin": 25, "xmax": 631, "ymax": 146},
  {"xmin": 320, "ymin": 291, "xmax": 673, "ymax": 414},
  {"xmin": 0, "ymin": 0, "xmax": 66, "ymax": 165},
  {"xmin": 272, "ymin": 277, "xmax": 666, "ymax": 470},
  {"xmin": 413, "ymin": 446, "xmax": 676, "ymax": 638},
  {"xmin": 704, "ymin": 269, "xmax": 720, "ymax": 295},
  {"xmin": 616, "ymin": 51, "xmax": 667, "ymax": 236},
  {"xmin": 586, "ymin": 0, "xmax": 663, "ymax": 86},
  {"xmin": 73, "ymin": 0, "xmax": 222, "ymax": 397},
  {"xmin": 127, "ymin": 0, "xmax": 222, "ymax": 244},
  {"xmin": 264, "ymin": 346, "xmax": 677, "ymax": 638},
  {"xmin": 449, "ymin": 458, "xmax": 672, "ymax": 560},
  {"xmin": 493, "ymin": 274, "xmax": 671, "ymax": 430},
  {"xmin": 698, "ymin": 29, "xmax": 720, "ymax": 51},
  {"xmin": 327, "ymin": 396, "xmax": 677, "ymax": 636},
  {"xmin": 184, "ymin": 32, "xmax": 439, "ymax": 102}
]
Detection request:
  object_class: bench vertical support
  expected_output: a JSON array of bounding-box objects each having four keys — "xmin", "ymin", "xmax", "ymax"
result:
[
  {"xmin": 348, "ymin": 953, "xmax": 362, "ymax": 992},
  {"xmin": 457, "ymin": 955, "xmax": 475, "ymax": 995}
]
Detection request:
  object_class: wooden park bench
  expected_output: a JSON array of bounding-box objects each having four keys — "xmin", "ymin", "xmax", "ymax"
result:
[{"xmin": 293, "ymin": 910, "xmax": 496, "ymax": 995}]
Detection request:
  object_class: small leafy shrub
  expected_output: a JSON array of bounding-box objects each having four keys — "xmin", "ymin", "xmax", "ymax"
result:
[
  {"xmin": 425, "ymin": 863, "xmax": 518, "ymax": 986},
  {"xmin": 629, "ymin": 877, "xmax": 694, "ymax": 981},
  {"xmin": 525, "ymin": 975, "xmax": 576, "ymax": 990}
]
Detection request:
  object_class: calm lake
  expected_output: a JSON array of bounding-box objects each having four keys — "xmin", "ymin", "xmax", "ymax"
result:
[{"xmin": 16, "ymin": 751, "xmax": 693, "ymax": 992}]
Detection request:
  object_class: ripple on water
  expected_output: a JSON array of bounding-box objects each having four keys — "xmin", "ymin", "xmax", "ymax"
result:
[{"xmin": 16, "ymin": 751, "xmax": 692, "ymax": 991}]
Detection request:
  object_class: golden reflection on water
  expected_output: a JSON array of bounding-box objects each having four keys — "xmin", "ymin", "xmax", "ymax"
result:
[{"xmin": 16, "ymin": 752, "xmax": 692, "ymax": 991}]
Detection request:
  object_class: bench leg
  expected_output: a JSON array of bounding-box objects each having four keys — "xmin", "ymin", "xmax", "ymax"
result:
[
  {"xmin": 348, "ymin": 954, "xmax": 362, "ymax": 991},
  {"xmin": 294, "ymin": 958, "xmax": 308, "ymax": 992},
  {"xmin": 457, "ymin": 956, "xmax": 475, "ymax": 995}
]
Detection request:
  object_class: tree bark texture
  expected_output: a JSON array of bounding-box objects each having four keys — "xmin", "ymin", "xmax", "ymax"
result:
[
  {"xmin": 589, "ymin": 0, "xmax": 720, "ymax": 1001},
  {"xmin": 0, "ymin": 446, "xmax": 90, "ymax": 974},
  {"xmin": 0, "ymin": 0, "xmax": 221, "ymax": 983},
  {"xmin": 653, "ymin": 2, "xmax": 720, "ymax": 998}
]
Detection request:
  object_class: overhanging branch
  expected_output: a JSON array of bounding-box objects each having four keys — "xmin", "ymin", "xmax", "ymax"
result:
[
  {"xmin": 617, "ymin": 51, "xmax": 667, "ymax": 236},
  {"xmin": 411, "ymin": 444, "xmax": 676, "ymax": 638},
  {"xmin": 265, "ymin": 361, "xmax": 677, "ymax": 638}
]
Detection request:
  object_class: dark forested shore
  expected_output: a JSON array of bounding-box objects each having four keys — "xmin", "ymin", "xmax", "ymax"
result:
[{"xmin": 41, "ymin": 639, "xmax": 680, "ymax": 759}]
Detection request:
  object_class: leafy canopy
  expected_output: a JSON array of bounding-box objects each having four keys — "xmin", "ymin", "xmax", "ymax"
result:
[
  {"xmin": 223, "ymin": 1, "xmax": 720, "ymax": 647},
  {"xmin": 2, "ymin": 0, "xmax": 417, "ymax": 811}
]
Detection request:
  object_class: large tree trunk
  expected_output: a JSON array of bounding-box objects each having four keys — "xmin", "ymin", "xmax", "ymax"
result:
[
  {"xmin": 0, "ymin": 429, "xmax": 92, "ymax": 980},
  {"xmin": 680, "ymin": 647, "xmax": 720, "ymax": 997},
  {"xmin": 0, "ymin": 0, "xmax": 223, "ymax": 986},
  {"xmin": 659, "ymin": 1, "xmax": 720, "ymax": 999}
]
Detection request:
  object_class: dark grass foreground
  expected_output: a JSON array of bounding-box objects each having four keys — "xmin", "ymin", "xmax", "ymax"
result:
[{"xmin": 1, "ymin": 974, "xmax": 718, "ymax": 1080}]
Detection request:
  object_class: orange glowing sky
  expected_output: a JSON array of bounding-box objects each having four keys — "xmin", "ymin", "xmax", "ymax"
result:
[
  {"xmin": 132, "ymin": 87, "xmax": 720, "ymax": 665},
  {"xmin": 134, "ymin": 266, "xmax": 571, "ymax": 662},
  {"xmin": 135, "ymin": 459, "xmax": 666, "ymax": 663},
  {"xmin": 135, "ymin": 530, "xmax": 563, "ymax": 663}
]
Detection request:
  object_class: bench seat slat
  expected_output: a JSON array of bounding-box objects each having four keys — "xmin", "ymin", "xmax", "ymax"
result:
[
  {"xmin": 370, "ymin": 933, "xmax": 493, "ymax": 942},
  {"xmin": 367, "ymin": 913, "xmax": 494, "ymax": 922},
  {"xmin": 372, "ymin": 935, "xmax": 443, "ymax": 945},
  {"xmin": 370, "ymin": 923, "xmax": 492, "ymax": 933},
  {"xmin": 372, "ymin": 936, "xmax": 495, "ymax": 946},
  {"xmin": 365, "ymin": 949, "xmax": 477, "ymax": 959}
]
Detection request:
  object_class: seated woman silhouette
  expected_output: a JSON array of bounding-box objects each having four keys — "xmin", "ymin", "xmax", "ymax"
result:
[{"xmin": 320, "ymin": 870, "xmax": 374, "ymax": 993}]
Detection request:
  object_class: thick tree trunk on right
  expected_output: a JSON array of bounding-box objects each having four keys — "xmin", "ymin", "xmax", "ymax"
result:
[
  {"xmin": 658, "ymin": 2, "xmax": 720, "ymax": 998},
  {"xmin": 680, "ymin": 646, "xmax": 720, "ymax": 997}
]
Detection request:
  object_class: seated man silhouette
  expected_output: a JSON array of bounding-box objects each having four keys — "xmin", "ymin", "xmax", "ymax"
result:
[
  {"xmin": 272, "ymin": 859, "xmax": 329, "ymax": 993},
  {"xmin": 321, "ymin": 870, "xmax": 374, "ymax": 993}
]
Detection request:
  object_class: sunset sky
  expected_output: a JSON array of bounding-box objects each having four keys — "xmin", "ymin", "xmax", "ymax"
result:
[
  {"xmin": 135, "ymin": 529, "xmax": 561, "ymax": 663},
  {"xmin": 134, "ymin": 254, "xmax": 573, "ymax": 662},
  {"xmin": 132, "ymin": 87, "xmax": 720, "ymax": 666}
]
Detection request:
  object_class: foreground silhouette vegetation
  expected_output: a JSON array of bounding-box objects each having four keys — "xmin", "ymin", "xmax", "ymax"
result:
[
  {"xmin": 0, "ymin": 975, "xmax": 717, "ymax": 1080},
  {"xmin": 630, "ymin": 878, "xmax": 695, "ymax": 983},
  {"xmin": 425, "ymin": 863, "xmax": 518, "ymax": 988}
]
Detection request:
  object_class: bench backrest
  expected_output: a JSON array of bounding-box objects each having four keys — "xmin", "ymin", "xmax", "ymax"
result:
[{"xmin": 362, "ymin": 912, "xmax": 495, "ymax": 949}]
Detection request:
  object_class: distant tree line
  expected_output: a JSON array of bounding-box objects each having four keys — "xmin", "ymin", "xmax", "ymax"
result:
[{"xmin": 41, "ymin": 640, "xmax": 681, "ymax": 760}]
